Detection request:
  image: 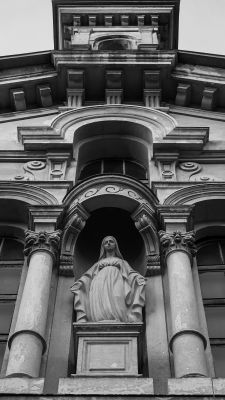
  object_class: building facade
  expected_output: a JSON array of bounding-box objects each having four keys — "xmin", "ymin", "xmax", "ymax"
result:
[{"xmin": 0, "ymin": 0, "xmax": 225, "ymax": 398}]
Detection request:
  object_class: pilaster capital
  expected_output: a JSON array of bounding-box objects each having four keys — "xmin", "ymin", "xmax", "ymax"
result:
[
  {"xmin": 24, "ymin": 230, "xmax": 61, "ymax": 262},
  {"xmin": 159, "ymin": 230, "xmax": 196, "ymax": 261}
]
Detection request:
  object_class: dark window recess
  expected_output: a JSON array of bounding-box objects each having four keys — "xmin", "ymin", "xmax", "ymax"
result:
[
  {"xmin": 197, "ymin": 239, "xmax": 225, "ymax": 377},
  {"xmin": 79, "ymin": 159, "xmax": 147, "ymax": 181},
  {"xmin": 98, "ymin": 39, "xmax": 132, "ymax": 51},
  {"xmin": 104, "ymin": 159, "xmax": 123, "ymax": 174},
  {"xmin": 0, "ymin": 237, "xmax": 23, "ymax": 370}
]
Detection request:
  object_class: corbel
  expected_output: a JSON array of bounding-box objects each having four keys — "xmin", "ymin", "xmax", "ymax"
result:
[
  {"xmin": 151, "ymin": 14, "xmax": 159, "ymax": 26},
  {"xmin": 121, "ymin": 15, "xmax": 129, "ymax": 26},
  {"xmin": 201, "ymin": 87, "xmax": 217, "ymax": 111},
  {"xmin": 88, "ymin": 15, "xmax": 97, "ymax": 26},
  {"xmin": 47, "ymin": 152, "xmax": 71, "ymax": 181},
  {"xmin": 137, "ymin": 15, "xmax": 145, "ymax": 26},
  {"xmin": 67, "ymin": 69, "xmax": 85, "ymax": 108},
  {"xmin": 175, "ymin": 83, "xmax": 191, "ymax": 107},
  {"xmin": 10, "ymin": 88, "xmax": 26, "ymax": 111},
  {"xmin": 143, "ymin": 70, "xmax": 161, "ymax": 108},
  {"xmin": 154, "ymin": 152, "xmax": 179, "ymax": 181},
  {"xmin": 60, "ymin": 204, "xmax": 90, "ymax": 276},
  {"xmin": 37, "ymin": 85, "xmax": 53, "ymax": 108},
  {"xmin": 73, "ymin": 15, "xmax": 81, "ymax": 27},
  {"xmin": 132, "ymin": 203, "xmax": 160, "ymax": 276},
  {"xmin": 104, "ymin": 15, "xmax": 113, "ymax": 26},
  {"xmin": 105, "ymin": 70, "xmax": 123, "ymax": 105}
]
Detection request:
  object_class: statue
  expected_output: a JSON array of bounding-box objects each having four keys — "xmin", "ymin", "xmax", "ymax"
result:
[{"xmin": 71, "ymin": 236, "xmax": 145, "ymax": 323}]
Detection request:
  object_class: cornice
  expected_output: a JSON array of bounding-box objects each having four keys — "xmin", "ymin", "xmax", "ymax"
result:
[
  {"xmin": 52, "ymin": 50, "xmax": 177, "ymax": 69},
  {"xmin": 172, "ymin": 63, "xmax": 225, "ymax": 86},
  {"xmin": 168, "ymin": 105, "xmax": 225, "ymax": 122}
]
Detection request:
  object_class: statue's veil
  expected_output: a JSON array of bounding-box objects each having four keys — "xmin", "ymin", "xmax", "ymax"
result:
[{"xmin": 99, "ymin": 236, "xmax": 124, "ymax": 260}]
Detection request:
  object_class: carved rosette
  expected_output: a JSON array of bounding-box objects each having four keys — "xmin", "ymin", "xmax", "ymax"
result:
[
  {"xmin": 159, "ymin": 230, "xmax": 196, "ymax": 262},
  {"xmin": 24, "ymin": 230, "xmax": 61, "ymax": 262}
]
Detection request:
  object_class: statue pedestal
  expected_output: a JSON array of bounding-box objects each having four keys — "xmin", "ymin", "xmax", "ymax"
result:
[{"xmin": 73, "ymin": 322, "xmax": 143, "ymax": 376}]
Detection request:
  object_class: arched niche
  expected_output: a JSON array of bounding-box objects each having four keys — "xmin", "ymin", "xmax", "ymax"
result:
[
  {"xmin": 74, "ymin": 207, "xmax": 146, "ymax": 279},
  {"xmin": 61, "ymin": 175, "xmax": 160, "ymax": 276}
]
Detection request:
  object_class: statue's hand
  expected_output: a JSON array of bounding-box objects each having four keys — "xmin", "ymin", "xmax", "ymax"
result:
[{"xmin": 136, "ymin": 276, "xmax": 145, "ymax": 285}]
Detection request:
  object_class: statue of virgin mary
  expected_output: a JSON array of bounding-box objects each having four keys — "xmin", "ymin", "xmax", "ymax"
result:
[{"xmin": 71, "ymin": 236, "xmax": 145, "ymax": 323}]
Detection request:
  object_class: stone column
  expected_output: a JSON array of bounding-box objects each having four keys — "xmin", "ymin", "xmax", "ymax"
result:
[
  {"xmin": 159, "ymin": 230, "xmax": 208, "ymax": 378},
  {"xmin": 6, "ymin": 230, "xmax": 61, "ymax": 378}
]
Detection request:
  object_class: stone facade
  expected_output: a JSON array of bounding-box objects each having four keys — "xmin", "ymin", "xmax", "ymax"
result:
[{"xmin": 0, "ymin": 0, "xmax": 225, "ymax": 398}]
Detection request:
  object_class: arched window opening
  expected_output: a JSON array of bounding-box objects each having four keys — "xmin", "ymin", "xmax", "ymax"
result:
[
  {"xmin": 98, "ymin": 38, "xmax": 132, "ymax": 51},
  {"xmin": 79, "ymin": 158, "xmax": 147, "ymax": 181},
  {"xmin": 197, "ymin": 238, "xmax": 225, "ymax": 377},
  {"xmin": 0, "ymin": 237, "xmax": 24, "ymax": 370}
]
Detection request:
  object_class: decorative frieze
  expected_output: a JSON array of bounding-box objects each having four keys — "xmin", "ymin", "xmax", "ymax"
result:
[
  {"xmin": 159, "ymin": 230, "xmax": 196, "ymax": 261},
  {"xmin": 24, "ymin": 230, "xmax": 61, "ymax": 261}
]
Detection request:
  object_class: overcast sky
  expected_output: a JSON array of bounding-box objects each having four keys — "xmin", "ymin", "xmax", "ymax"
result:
[{"xmin": 0, "ymin": 0, "xmax": 225, "ymax": 57}]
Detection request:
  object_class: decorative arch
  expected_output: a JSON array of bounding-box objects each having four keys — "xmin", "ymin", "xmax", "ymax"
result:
[
  {"xmin": 50, "ymin": 105, "xmax": 177, "ymax": 146},
  {"xmin": 0, "ymin": 183, "xmax": 58, "ymax": 205},
  {"xmin": 60, "ymin": 175, "xmax": 160, "ymax": 276},
  {"xmin": 164, "ymin": 183, "xmax": 225, "ymax": 205}
]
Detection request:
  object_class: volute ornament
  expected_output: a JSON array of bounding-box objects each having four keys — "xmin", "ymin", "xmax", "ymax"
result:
[{"xmin": 71, "ymin": 236, "xmax": 145, "ymax": 323}]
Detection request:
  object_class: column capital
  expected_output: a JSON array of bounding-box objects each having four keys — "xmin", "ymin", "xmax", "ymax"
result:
[
  {"xmin": 24, "ymin": 230, "xmax": 61, "ymax": 261},
  {"xmin": 159, "ymin": 230, "xmax": 196, "ymax": 261}
]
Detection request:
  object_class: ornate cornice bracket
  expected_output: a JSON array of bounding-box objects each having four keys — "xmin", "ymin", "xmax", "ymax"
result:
[
  {"xmin": 159, "ymin": 230, "xmax": 196, "ymax": 262},
  {"xmin": 24, "ymin": 230, "xmax": 61, "ymax": 263}
]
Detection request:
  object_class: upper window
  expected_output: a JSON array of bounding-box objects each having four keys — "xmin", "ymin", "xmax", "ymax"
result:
[
  {"xmin": 98, "ymin": 38, "xmax": 132, "ymax": 51},
  {"xmin": 0, "ymin": 237, "xmax": 23, "ymax": 371},
  {"xmin": 79, "ymin": 158, "xmax": 147, "ymax": 181},
  {"xmin": 197, "ymin": 239, "xmax": 225, "ymax": 377}
]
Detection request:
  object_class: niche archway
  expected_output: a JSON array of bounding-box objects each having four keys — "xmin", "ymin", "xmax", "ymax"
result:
[{"xmin": 74, "ymin": 207, "xmax": 145, "ymax": 279}]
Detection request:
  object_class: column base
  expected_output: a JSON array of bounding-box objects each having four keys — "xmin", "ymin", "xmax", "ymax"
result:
[{"xmin": 73, "ymin": 322, "xmax": 142, "ymax": 376}]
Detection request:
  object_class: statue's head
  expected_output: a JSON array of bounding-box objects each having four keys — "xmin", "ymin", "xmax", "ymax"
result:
[{"xmin": 99, "ymin": 236, "xmax": 124, "ymax": 260}]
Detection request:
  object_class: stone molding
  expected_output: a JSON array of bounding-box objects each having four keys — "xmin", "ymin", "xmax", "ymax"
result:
[
  {"xmin": 163, "ymin": 182, "xmax": 225, "ymax": 205},
  {"xmin": 159, "ymin": 230, "xmax": 196, "ymax": 261},
  {"xmin": 0, "ymin": 182, "xmax": 58, "ymax": 205},
  {"xmin": 64, "ymin": 175, "xmax": 158, "ymax": 214},
  {"xmin": 24, "ymin": 230, "xmax": 61, "ymax": 262}
]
